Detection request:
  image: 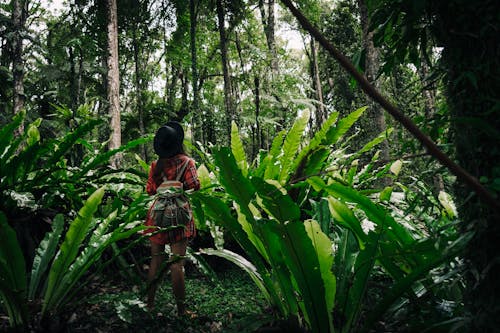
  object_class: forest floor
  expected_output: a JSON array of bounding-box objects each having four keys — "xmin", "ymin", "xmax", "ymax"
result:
[
  {"xmin": 64, "ymin": 267, "xmax": 272, "ymax": 333},
  {"xmin": 0, "ymin": 266, "xmax": 277, "ymax": 333}
]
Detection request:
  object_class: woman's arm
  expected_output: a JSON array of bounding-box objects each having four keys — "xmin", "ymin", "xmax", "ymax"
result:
[{"xmin": 146, "ymin": 161, "xmax": 158, "ymax": 195}]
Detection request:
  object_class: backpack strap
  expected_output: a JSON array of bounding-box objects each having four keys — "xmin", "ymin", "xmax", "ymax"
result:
[
  {"xmin": 159, "ymin": 158, "xmax": 190, "ymax": 183},
  {"xmin": 175, "ymin": 158, "xmax": 191, "ymax": 181}
]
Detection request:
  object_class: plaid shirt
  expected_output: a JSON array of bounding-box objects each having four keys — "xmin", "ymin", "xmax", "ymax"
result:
[
  {"xmin": 145, "ymin": 154, "xmax": 200, "ymax": 244},
  {"xmin": 146, "ymin": 154, "xmax": 200, "ymax": 195}
]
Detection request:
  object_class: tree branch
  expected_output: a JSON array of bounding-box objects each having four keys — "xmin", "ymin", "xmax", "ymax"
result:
[{"xmin": 280, "ymin": 0, "xmax": 499, "ymax": 211}]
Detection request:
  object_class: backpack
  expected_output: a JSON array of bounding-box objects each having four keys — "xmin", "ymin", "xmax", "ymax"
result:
[{"xmin": 150, "ymin": 159, "xmax": 192, "ymax": 228}]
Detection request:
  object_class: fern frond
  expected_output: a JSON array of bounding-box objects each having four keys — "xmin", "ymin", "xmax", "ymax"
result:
[
  {"xmin": 279, "ymin": 110, "xmax": 310, "ymax": 183},
  {"xmin": 231, "ymin": 121, "xmax": 248, "ymax": 176}
]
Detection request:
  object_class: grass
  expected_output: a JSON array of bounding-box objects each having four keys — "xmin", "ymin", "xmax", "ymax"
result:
[{"xmin": 64, "ymin": 267, "xmax": 270, "ymax": 332}]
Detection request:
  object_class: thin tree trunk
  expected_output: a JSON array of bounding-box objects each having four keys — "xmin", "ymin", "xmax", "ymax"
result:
[
  {"xmin": 167, "ymin": 64, "xmax": 180, "ymax": 112},
  {"xmin": 76, "ymin": 46, "xmax": 83, "ymax": 107},
  {"xmin": 106, "ymin": 0, "xmax": 121, "ymax": 168},
  {"xmin": 254, "ymin": 76, "xmax": 262, "ymax": 156},
  {"xmin": 190, "ymin": 0, "xmax": 201, "ymax": 146},
  {"xmin": 12, "ymin": 0, "xmax": 28, "ymax": 135},
  {"xmin": 216, "ymin": 0, "xmax": 236, "ymax": 144},
  {"xmin": 310, "ymin": 37, "xmax": 325, "ymax": 131},
  {"xmin": 417, "ymin": 56, "xmax": 436, "ymax": 119},
  {"xmin": 133, "ymin": 26, "xmax": 147, "ymax": 161}
]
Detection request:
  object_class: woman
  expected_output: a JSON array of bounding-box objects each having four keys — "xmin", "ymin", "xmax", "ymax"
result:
[{"xmin": 144, "ymin": 121, "xmax": 200, "ymax": 315}]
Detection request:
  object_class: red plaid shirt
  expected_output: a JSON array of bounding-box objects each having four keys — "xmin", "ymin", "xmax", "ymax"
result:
[{"xmin": 145, "ymin": 154, "xmax": 200, "ymax": 244}]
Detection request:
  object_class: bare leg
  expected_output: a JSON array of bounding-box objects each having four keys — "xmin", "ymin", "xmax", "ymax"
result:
[
  {"xmin": 170, "ymin": 239, "xmax": 188, "ymax": 315},
  {"xmin": 147, "ymin": 241, "xmax": 165, "ymax": 310}
]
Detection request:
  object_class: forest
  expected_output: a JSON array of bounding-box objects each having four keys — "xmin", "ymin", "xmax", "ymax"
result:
[{"xmin": 0, "ymin": 0, "xmax": 499, "ymax": 332}]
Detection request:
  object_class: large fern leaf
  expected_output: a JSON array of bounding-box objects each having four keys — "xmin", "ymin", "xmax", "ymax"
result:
[
  {"xmin": 28, "ymin": 214, "xmax": 65, "ymax": 299},
  {"xmin": 42, "ymin": 187, "xmax": 105, "ymax": 313},
  {"xmin": 278, "ymin": 110, "xmax": 310, "ymax": 183},
  {"xmin": 325, "ymin": 106, "xmax": 367, "ymax": 145},
  {"xmin": 263, "ymin": 130, "xmax": 286, "ymax": 179},
  {"xmin": 230, "ymin": 121, "xmax": 248, "ymax": 176}
]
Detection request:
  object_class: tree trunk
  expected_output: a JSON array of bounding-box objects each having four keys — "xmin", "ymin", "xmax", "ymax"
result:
[
  {"xmin": 133, "ymin": 26, "xmax": 147, "ymax": 161},
  {"xmin": 106, "ymin": 0, "xmax": 121, "ymax": 168},
  {"xmin": 358, "ymin": 0, "xmax": 390, "ymax": 178},
  {"xmin": 310, "ymin": 37, "xmax": 325, "ymax": 132},
  {"xmin": 259, "ymin": 0, "xmax": 278, "ymax": 75},
  {"xmin": 190, "ymin": 0, "xmax": 201, "ymax": 146},
  {"xmin": 12, "ymin": 0, "xmax": 28, "ymax": 135},
  {"xmin": 216, "ymin": 0, "xmax": 236, "ymax": 144},
  {"xmin": 76, "ymin": 46, "xmax": 83, "ymax": 108}
]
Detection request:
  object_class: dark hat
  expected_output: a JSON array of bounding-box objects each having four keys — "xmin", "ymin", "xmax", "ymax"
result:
[{"xmin": 153, "ymin": 121, "xmax": 184, "ymax": 158}]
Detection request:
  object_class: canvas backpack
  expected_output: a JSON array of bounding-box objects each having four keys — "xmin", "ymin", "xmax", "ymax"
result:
[{"xmin": 150, "ymin": 159, "xmax": 192, "ymax": 228}]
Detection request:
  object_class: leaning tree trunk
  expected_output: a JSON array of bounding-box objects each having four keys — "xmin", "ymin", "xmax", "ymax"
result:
[
  {"xmin": 106, "ymin": 0, "xmax": 121, "ymax": 168},
  {"xmin": 12, "ymin": 0, "xmax": 28, "ymax": 136},
  {"xmin": 216, "ymin": 0, "xmax": 236, "ymax": 145}
]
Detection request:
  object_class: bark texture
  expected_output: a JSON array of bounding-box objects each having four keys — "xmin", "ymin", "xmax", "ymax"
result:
[{"xmin": 106, "ymin": 0, "xmax": 121, "ymax": 167}]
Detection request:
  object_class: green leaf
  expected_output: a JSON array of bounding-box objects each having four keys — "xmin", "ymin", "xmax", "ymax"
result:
[
  {"xmin": 343, "ymin": 231, "xmax": 379, "ymax": 333},
  {"xmin": 380, "ymin": 186, "xmax": 393, "ymax": 202},
  {"xmin": 0, "ymin": 211, "xmax": 27, "ymax": 328},
  {"xmin": 327, "ymin": 197, "xmax": 367, "ymax": 249},
  {"xmin": 199, "ymin": 248, "xmax": 271, "ymax": 302},
  {"xmin": 0, "ymin": 110, "xmax": 25, "ymax": 160},
  {"xmin": 264, "ymin": 130, "xmax": 286, "ymax": 179},
  {"xmin": 252, "ymin": 177, "xmax": 300, "ymax": 222},
  {"xmin": 29, "ymin": 214, "xmax": 65, "ymax": 299},
  {"xmin": 325, "ymin": 106, "xmax": 367, "ymax": 145},
  {"xmin": 304, "ymin": 220, "xmax": 336, "ymax": 325},
  {"xmin": 231, "ymin": 121, "xmax": 248, "ymax": 177},
  {"xmin": 212, "ymin": 148, "xmax": 255, "ymax": 207},
  {"xmin": 279, "ymin": 110, "xmax": 310, "ymax": 183},
  {"xmin": 360, "ymin": 233, "xmax": 473, "ymax": 332},
  {"xmin": 43, "ymin": 187, "xmax": 105, "ymax": 314},
  {"xmin": 293, "ymin": 111, "xmax": 339, "ymax": 174},
  {"xmin": 277, "ymin": 220, "xmax": 334, "ymax": 333}
]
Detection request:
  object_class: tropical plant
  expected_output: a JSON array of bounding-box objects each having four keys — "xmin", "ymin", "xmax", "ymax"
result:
[
  {"xmin": 193, "ymin": 109, "xmax": 470, "ymax": 332},
  {"xmin": 0, "ymin": 107, "xmax": 149, "ymax": 227},
  {"xmin": 0, "ymin": 187, "xmax": 146, "ymax": 329}
]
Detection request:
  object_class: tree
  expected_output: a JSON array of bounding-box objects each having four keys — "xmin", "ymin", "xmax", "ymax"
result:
[
  {"xmin": 216, "ymin": 0, "xmax": 236, "ymax": 144},
  {"xmin": 106, "ymin": 0, "xmax": 121, "ymax": 167},
  {"xmin": 357, "ymin": 0, "xmax": 389, "ymax": 170},
  {"xmin": 11, "ymin": 0, "xmax": 28, "ymax": 135}
]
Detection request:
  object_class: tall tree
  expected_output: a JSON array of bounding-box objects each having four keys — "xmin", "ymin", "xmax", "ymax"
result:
[
  {"xmin": 358, "ymin": 0, "xmax": 389, "ymax": 168},
  {"xmin": 189, "ymin": 0, "xmax": 201, "ymax": 145},
  {"xmin": 259, "ymin": 0, "xmax": 278, "ymax": 75},
  {"xmin": 106, "ymin": 0, "xmax": 121, "ymax": 167},
  {"xmin": 216, "ymin": 0, "xmax": 236, "ymax": 144},
  {"xmin": 11, "ymin": 0, "xmax": 28, "ymax": 135}
]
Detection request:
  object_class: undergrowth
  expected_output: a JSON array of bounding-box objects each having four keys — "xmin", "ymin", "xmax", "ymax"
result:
[{"xmin": 64, "ymin": 268, "xmax": 268, "ymax": 333}]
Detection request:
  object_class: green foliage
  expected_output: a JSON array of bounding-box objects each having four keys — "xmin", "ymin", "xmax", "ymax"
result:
[
  {"xmin": 0, "ymin": 188, "xmax": 146, "ymax": 327},
  {"xmin": 193, "ymin": 110, "xmax": 467, "ymax": 332},
  {"xmin": 0, "ymin": 109, "xmax": 149, "ymax": 217},
  {"xmin": 0, "ymin": 109, "xmax": 150, "ymax": 328},
  {"xmin": 0, "ymin": 212, "xmax": 28, "ymax": 329}
]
